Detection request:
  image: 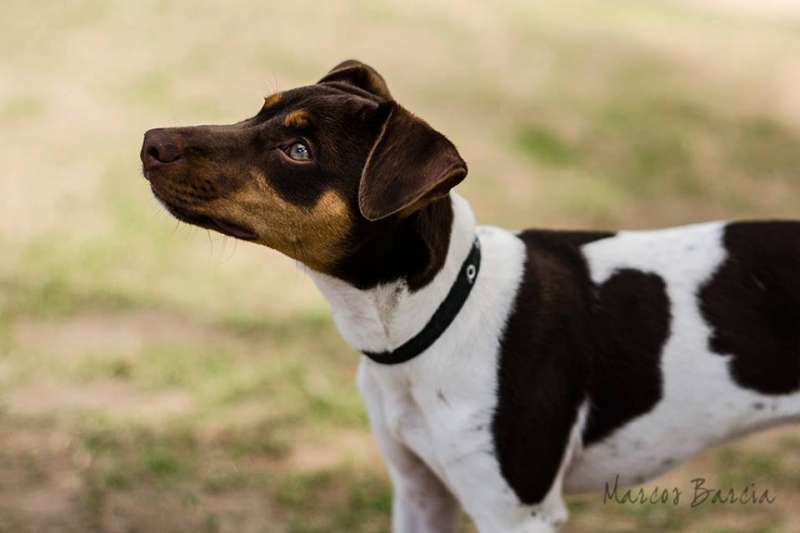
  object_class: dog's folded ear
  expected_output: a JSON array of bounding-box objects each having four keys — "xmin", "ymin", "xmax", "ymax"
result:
[
  {"xmin": 318, "ymin": 60, "xmax": 392, "ymax": 101},
  {"xmin": 320, "ymin": 61, "xmax": 467, "ymax": 221},
  {"xmin": 358, "ymin": 102, "xmax": 468, "ymax": 221}
]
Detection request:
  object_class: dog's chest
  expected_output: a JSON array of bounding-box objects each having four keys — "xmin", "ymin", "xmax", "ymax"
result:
[
  {"xmin": 384, "ymin": 379, "xmax": 442, "ymax": 460},
  {"xmin": 354, "ymin": 226, "xmax": 530, "ymax": 487},
  {"xmin": 369, "ymin": 366, "xmax": 487, "ymax": 481}
]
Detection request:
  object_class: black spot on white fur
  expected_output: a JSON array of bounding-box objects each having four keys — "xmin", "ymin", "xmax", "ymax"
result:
[
  {"xmin": 493, "ymin": 231, "xmax": 612, "ymax": 505},
  {"xmin": 700, "ymin": 222, "xmax": 800, "ymax": 395},
  {"xmin": 582, "ymin": 269, "xmax": 670, "ymax": 444},
  {"xmin": 492, "ymin": 230, "xmax": 671, "ymax": 505},
  {"xmin": 437, "ymin": 389, "xmax": 448, "ymax": 404}
]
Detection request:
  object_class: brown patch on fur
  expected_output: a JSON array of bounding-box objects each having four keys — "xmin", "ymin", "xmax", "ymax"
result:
[
  {"xmin": 210, "ymin": 172, "xmax": 351, "ymax": 272},
  {"xmin": 263, "ymin": 93, "xmax": 283, "ymax": 108},
  {"xmin": 283, "ymin": 110, "xmax": 310, "ymax": 129}
]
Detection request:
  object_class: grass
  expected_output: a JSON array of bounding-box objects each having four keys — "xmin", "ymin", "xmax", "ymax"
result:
[{"xmin": 2, "ymin": 0, "xmax": 800, "ymax": 531}]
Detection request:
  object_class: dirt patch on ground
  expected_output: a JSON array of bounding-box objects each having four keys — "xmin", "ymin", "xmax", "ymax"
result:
[
  {"xmin": 100, "ymin": 488, "xmax": 286, "ymax": 533},
  {"xmin": 0, "ymin": 415, "xmax": 292, "ymax": 533},
  {"xmin": 288, "ymin": 428, "xmax": 383, "ymax": 472},
  {"xmin": 7, "ymin": 379, "xmax": 193, "ymax": 422},
  {"xmin": 0, "ymin": 423, "xmax": 85, "ymax": 533},
  {"xmin": 13, "ymin": 309, "xmax": 219, "ymax": 360}
]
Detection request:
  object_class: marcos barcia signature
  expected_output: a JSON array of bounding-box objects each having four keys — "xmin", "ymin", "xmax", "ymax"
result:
[{"xmin": 604, "ymin": 475, "xmax": 776, "ymax": 508}]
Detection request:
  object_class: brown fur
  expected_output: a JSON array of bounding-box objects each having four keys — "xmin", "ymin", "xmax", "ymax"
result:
[
  {"xmin": 282, "ymin": 110, "xmax": 310, "ymax": 129},
  {"xmin": 263, "ymin": 92, "xmax": 283, "ymax": 108}
]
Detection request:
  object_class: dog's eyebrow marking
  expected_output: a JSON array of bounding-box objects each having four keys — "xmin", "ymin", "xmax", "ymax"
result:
[
  {"xmin": 263, "ymin": 92, "xmax": 283, "ymax": 108},
  {"xmin": 283, "ymin": 110, "xmax": 310, "ymax": 129}
]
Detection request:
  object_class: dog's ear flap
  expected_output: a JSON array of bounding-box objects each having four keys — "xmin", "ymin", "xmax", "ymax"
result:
[
  {"xmin": 359, "ymin": 102, "xmax": 467, "ymax": 221},
  {"xmin": 318, "ymin": 60, "xmax": 392, "ymax": 101}
]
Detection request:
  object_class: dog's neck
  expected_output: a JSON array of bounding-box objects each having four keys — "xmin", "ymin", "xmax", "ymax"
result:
[{"xmin": 309, "ymin": 192, "xmax": 477, "ymax": 355}]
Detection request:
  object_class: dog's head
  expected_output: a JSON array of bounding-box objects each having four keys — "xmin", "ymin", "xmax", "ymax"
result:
[{"xmin": 141, "ymin": 60, "xmax": 466, "ymax": 275}]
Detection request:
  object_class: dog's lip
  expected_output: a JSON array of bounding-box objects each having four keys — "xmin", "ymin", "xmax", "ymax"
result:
[
  {"xmin": 152, "ymin": 189, "xmax": 258, "ymax": 241},
  {"xmin": 211, "ymin": 217, "xmax": 259, "ymax": 240}
]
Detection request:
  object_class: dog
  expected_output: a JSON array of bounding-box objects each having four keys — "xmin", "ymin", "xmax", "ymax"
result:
[{"xmin": 140, "ymin": 60, "xmax": 800, "ymax": 532}]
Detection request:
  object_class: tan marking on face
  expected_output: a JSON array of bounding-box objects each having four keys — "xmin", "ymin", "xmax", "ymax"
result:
[
  {"xmin": 283, "ymin": 110, "xmax": 310, "ymax": 129},
  {"xmin": 263, "ymin": 93, "xmax": 283, "ymax": 108},
  {"xmin": 205, "ymin": 172, "xmax": 351, "ymax": 272}
]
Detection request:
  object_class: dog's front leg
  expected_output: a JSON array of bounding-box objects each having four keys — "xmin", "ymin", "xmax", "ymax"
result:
[
  {"xmin": 386, "ymin": 452, "xmax": 460, "ymax": 533},
  {"xmin": 441, "ymin": 419, "xmax": 577, "ymax": 533},
  {"xmin": 447, "ymin": 459, "xmax": 569, "ymax": 533},
  {"xmin": 358, "ymin": 363, "xmax": 459, "ymax": 533}
]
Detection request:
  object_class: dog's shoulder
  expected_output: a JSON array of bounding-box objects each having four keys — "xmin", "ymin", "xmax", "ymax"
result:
[{"xmin": 491, "ymin": 228, "xmax": 619, "ymax": 504}]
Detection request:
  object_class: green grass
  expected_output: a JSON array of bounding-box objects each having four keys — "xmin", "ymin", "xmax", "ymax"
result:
[
  {"xmin": 515, "ymin": 125, "xmax": 582, "ymax": 167},
  {"xmin": 1, "ymin": 94, "xmax": 47, "ymax": 121},
  {"xmin": 277, "ymin": 466, "xmax": 392, "ymax": 533},
  {"xmin": 730, "ymin": 116, "xmax": 800, "ymax": 180}
]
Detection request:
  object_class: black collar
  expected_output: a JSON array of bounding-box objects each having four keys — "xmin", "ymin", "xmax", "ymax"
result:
[{"xmin": 362, "ymin": 237, "xmax": 482, "ymax": 365}]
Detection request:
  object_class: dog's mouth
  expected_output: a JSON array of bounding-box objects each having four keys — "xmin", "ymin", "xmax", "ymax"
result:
[{"xmin": 153, "ymin": 189, "xmax": 258, "ymax": 241}]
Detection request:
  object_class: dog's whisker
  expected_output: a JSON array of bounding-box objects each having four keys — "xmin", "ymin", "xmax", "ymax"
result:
[
  {"xmin": 271, "ymin": 71, "xmax": 280, "ymax": 96},
  {"xmin": 146, "ymin": 203, "xmax": 165, "ymax": 223},
  {"xmin": 260, "ymin": 79, "xmax": 271, "ymax": 100},
  {"xmin": 206, "ymin": 229, "xmax": 214, "ymax": 260},
  {"xmin": 169, "ymin": 220, "xmax": 181, "ymax": 239},
  {"xmin": 221, "ymin": 238, "xmax": 238, "ymax": 265},
  {"xmin": 182, "ymin": 224, "xmax": 196, "ymax": 243},
  {"xmin": 291, "ymin": 240, "xmax": 301, "ymax": 283},
  {"xmin": 298, "ymin": 241, "xmax": 311, "ymax": 285},
  {"xmin": 261, "ymin": 72, "xmax": 280, "ymax": 100}
]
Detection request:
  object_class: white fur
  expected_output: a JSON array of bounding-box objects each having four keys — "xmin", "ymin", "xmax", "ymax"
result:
[{"xmin": 309, "ymin": 194, "xmax": 800, "ymax": 532}]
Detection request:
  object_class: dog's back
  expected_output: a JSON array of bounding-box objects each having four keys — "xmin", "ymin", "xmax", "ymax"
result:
[{"xmin": 540, "ymin": 221, "xmax": 800, "ymax": 491}]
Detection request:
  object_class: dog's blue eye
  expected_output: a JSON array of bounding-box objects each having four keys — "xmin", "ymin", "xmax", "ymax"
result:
[{"xmin": 288, "ymin": 142, "xmax": 311, "ymax": 161}]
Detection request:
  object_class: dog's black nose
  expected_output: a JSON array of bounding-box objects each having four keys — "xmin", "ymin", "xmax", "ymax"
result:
[{"xmin": 141, "ymin": 129, "xmax": 183, "ymax": 176}]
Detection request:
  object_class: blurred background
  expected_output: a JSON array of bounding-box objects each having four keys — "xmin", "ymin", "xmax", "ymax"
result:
[{"xmin": 2, "ymin": 0, "xmax": 800, "ymax": 531}]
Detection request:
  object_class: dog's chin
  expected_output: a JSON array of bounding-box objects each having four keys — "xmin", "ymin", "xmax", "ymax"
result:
[{"xmin": 152, "ymin": 190, "xmax": 258, "ymax": 241}]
